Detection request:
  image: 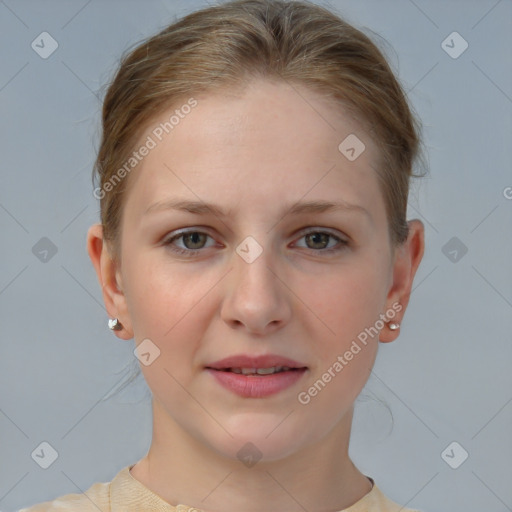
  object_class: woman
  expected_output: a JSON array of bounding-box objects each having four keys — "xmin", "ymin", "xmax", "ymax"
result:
[{"xmin": 21, "ymin": 0, "xmax": 425, "ymax": 510}]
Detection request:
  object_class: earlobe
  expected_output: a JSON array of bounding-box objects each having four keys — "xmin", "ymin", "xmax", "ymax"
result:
[
  {"xmin": 379, "ymin": 319, "xmax": 401, "ymax": 343},
  {"xmin": 379, "ymin": 219, "xmax": 425, "ymax": 343},
  {"xmin": 86, "ymin": 224, "xmax": 133, "ymax": 340}
]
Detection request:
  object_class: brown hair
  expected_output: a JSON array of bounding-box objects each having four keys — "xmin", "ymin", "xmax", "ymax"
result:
[{"xmin": 92, "ymin": 0, "xmax": 424, "ymax": 261}]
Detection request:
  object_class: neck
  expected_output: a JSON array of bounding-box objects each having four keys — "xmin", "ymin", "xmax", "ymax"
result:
[{"xmin": 130, "ymin": 398, "xmax": 373, "ymax": 512}]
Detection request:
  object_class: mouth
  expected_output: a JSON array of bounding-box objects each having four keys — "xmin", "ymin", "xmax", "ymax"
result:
[
  {"xmin": 205, "ymin": 354, "xmax": 308, "ymax": 398},
  {"xmin": 212, "ymin": 366, "xmax": 305, "ymax": 375},
  {"xmin": 206, "ymin": 353, "xmax": 307, "ymax": 371}
]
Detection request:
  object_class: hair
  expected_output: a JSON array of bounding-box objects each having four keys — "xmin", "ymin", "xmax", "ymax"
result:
[{"xmin": 92, "ymin": 0, "xmax": 425, "ymax": 264}]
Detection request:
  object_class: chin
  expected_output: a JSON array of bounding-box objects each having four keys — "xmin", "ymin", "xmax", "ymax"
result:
[{"xmin": 207, "ymin": 413, "xmax": 314, "ymax": 464}]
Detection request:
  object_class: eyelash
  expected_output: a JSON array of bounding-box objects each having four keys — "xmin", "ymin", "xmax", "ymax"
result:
[{"xmin": 162, "ymin": 228, "xmax": 348, "ymax": 257}]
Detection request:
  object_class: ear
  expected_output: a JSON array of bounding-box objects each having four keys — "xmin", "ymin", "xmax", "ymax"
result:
[
  {"xmin": 86, "ymin": 224, "xmax": 133, "ymax": 340},
  {"xmin": 379, "ymin": 219, "xmax": 425, "ymax": 343}
]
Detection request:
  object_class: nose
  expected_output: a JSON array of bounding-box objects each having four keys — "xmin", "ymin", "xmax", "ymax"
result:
[{"xmin": 220, "ymin": 240, "xmax": 292, "ymax": 336}]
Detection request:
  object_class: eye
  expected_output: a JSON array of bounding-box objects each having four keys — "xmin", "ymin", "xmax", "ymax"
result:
[
  {"xmin": 162, "ymin": 228, "xmax": 348, "ymax": 258},
  {"xmin": 294, "ymin": 229, "xmax": 348, "ymax": 253},
  {"xmin": 163, "ymin": 229, "xmax": 216, "ymax": 256}
]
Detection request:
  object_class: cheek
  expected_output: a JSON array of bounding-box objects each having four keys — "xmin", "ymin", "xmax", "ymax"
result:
[
  {"xmin": 123, "ymin": 248, "xmax": 204, "ymax": 333},
  {"xmin": 122, "ymin": 262, "xmax": 212, "ymax": 401},
  {"xmin": 295, "ymin": 263, "xmax": 385, "ymax": 416},
  {"xmin": 294, "ymin": 252, "xmax": 389, "ymax": 413},
  {"xmin": 121, "ymin": 254, "xmax": 202, "ymax": 368},
  {"xmin": 301, "ymin": 256, "xmax": 389, "ymax": 349}
]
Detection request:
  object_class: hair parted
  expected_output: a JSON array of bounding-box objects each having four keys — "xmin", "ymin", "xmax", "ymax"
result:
[{"xmin": 93, "ymin": 0, "xmax": 425, "ymax": 262}]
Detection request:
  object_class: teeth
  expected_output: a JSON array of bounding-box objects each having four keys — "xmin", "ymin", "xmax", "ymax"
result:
[
  {"xmin": 228, "ymin": 366, "xmax": 291, "ymax": 375},
  {"xmin": 256, "ymin": 367, "xmax": 280, "ymax": 375}
]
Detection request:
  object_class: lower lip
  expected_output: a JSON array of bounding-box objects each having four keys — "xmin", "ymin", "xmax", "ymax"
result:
[{"xmin": 206, "ymin": 368, "xmax": 307, "ymax": 398}]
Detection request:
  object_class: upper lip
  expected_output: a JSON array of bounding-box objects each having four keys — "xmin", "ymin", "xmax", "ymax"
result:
[{"xmin": 206, "ymin": 354, "xmax": 307, "ymax": 370}]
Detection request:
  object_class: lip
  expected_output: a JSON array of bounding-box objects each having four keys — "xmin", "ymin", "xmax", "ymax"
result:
[
  {"xmin": 205, "ymin": 353, "xmax": 308, "ymax": 398},
  {"xmin": 206, "ymin": 354, "xmax": 307, "ymax": 370},
  {"xmin": 206, "ymin": 368, "xmax": 307, "ymax": 398}
]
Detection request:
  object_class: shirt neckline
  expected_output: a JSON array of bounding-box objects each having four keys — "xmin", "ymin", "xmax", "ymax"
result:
[{"xmin": 110, "ymin": 464, "xmax": 379, "ymax": 512}]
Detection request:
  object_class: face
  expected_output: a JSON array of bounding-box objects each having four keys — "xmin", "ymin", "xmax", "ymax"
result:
[{"xmin": 108, "ymin": 79, "xmax": 401, "ymax": 461}]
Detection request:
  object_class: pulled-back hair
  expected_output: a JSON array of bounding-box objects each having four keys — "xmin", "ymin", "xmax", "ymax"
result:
[{"xmin": 93, "ymin": 0, "xmax": 423, "ymax": 261}]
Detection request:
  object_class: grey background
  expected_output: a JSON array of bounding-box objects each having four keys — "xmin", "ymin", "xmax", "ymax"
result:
[{"xmin": 0, "ymin": 0, "xmax": 511, "ymax": 511}]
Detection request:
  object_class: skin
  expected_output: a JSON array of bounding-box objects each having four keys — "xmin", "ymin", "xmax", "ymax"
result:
[{"xmin": 87, "ymin": 78, "xmax": 424, "ymax": 512}]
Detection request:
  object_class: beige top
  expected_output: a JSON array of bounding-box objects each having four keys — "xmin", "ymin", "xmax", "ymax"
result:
[{"xmin": 19, "ymin": 464, "xmax": 421, "ymax": 511}]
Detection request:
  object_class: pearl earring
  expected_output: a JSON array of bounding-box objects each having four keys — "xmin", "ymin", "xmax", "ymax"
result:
[
  {"xmin": 388, "ymin": 322, "xmax": 400, "ymax": 331},
  {"xmin": 108, "ymin": 318, "xmax": 123, "ymax": 331}
]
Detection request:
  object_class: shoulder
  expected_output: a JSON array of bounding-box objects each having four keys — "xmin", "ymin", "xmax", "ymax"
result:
[
  {"xmin": 344, "ymin": 479, "xmax": 422, "ymax": 512},
  {"xmin": 17, "ymin": 476, "xmax": 111, "ymax": 512},
  {"xmin": 365, "ymin": 484, "xmax": 422, "ymax": 512}
]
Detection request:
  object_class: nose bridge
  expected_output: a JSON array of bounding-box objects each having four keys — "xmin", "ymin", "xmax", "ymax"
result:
[
  {"xmin": 232, "ymin": 233, "xmax": 278, "ymax": 298},
  {"xmin": 221, "ymin": 233, "xmax": 291, "ymax": 333}
]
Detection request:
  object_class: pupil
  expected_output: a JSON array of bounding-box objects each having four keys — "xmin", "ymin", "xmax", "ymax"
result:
[
  {"xmin": 185, "ymin": 232, "xmax": 204, "ymax": 249},
  {"xmin": 308, "ymin": 233, "xmax": 328, "ymax": 249}
]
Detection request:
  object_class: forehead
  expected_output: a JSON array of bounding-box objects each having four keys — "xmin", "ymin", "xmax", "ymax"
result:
[{"xmin": 123, "ymin": 79, "xmax": 383, "ymax": 218}]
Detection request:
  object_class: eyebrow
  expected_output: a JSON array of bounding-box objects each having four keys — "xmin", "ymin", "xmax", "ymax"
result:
[{"xmin": 144, "ymin": 198, "xmax": 370, "ymax": 220}]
